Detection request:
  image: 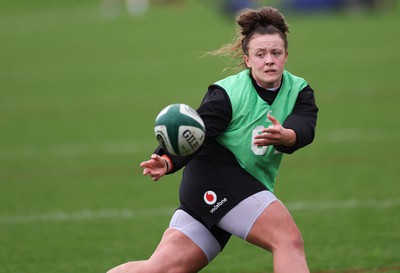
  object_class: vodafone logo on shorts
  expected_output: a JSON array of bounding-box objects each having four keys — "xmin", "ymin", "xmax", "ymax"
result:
[
  {"xmin": 204, "ymin": 190, "xmax": 228, "ymax": 214},
  {"xmin": 203, "ymin": 190, "xmax": 217, "ymax": 205}
]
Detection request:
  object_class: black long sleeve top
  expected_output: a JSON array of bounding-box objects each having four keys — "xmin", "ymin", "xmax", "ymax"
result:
[{"xmin": 156, "ymin": 73, "xmax": 318, "ymax": 173}]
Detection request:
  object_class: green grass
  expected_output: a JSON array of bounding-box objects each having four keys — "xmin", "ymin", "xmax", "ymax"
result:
[{"xmin": 1, "ymin": 1, "xmax": 400, "ymax": 272}]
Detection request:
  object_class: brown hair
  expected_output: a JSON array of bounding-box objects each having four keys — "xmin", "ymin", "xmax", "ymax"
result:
[{"xmin": 210, "ymin": 6, "xmax": 289, "ymax": 69}]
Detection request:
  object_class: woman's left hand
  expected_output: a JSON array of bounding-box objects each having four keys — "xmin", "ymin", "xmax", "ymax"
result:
[{"xmin": 253, "ymin": 114, "xmax": 296, "ymax": 147}]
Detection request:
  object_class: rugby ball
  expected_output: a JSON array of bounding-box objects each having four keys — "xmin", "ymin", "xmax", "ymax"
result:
[{"xmin": 154, "ymin": 103, "xmax": 205, "ymax": 156}]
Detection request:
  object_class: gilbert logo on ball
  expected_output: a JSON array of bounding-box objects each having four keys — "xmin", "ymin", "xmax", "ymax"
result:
[
  {"xmin": 203, "ymin": 190, "xmax": 217, "ymax": 205},
  {"xmin": 154, "ymin": 103, "xmax": 205, "ymax": 156}
]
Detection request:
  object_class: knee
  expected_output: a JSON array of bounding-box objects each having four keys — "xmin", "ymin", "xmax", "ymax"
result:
[
  {"xmin": 279, "ymin": 229, "xmax": 305, "ymax": 253},
  {"xmin": 291, "ymin": 231, "xmax": 305, "ymax": 251}
]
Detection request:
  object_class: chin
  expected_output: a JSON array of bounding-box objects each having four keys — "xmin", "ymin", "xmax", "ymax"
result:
[{"xmin": 263, "ymin": 77, "xmax": 281, "ymax": 88}]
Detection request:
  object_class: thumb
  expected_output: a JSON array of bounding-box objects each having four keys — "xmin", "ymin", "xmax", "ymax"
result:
[
  {"xmin": 151, "ymin": 154, "xmax": 161, "ymax": 162},
  {"xmin": 267, "ymin": 114, "xmax": 280, "ymax": 126}
]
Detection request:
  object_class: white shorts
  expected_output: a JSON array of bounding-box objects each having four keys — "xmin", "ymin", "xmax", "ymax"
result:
[{"xmin": 169, "ymin": 190, "xmax": 277, "ymax": 262}]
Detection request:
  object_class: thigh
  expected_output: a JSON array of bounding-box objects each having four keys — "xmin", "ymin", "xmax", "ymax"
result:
[
  {"xmin": 246, "ymin": 200, "xmax": 302, "ymax": 251},
  {"xmin": 108, "ymin": 227, "xmax": 208, "ymax": 273},
  {"xmin": 169, "ymin": 209, "xmax": 225, "ymax": 262},
  {"xmin": 148, "ymin": 227, "xmax": 209, "ymax": 273},
  {"xmin": 216, "ymin": 190, "xmax": 277, "ymax": 239}
]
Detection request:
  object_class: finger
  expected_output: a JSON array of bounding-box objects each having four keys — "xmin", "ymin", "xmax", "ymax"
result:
[
  {"xmin": 152, "ymin": 174, "xmax": 160, "ymax": 181},
  {"xmin": 254, "ymin": 132, "xmax": 268, "ymax": 139},
  {"xmin": 254, "ymin": 127, "xmax": 273, "ymax": 138},
  {"xmin": 253, "ymin": 139, "xmax": 271, "ymax": 146},
  {"xmin": 152, "ymin": 154, "xmax": 166, "ymax": 168},
  {"xmin": 143, "ymin": 168, "xmax": 151, "ymax": 176},
  {"xmin": 151, "ymin": 172, "xmax": 161, "ymax": 181},
  {"xmin": 267, "ymin": 114, "xmax": 280, "ymax": 126},
  {"xmin": 142, "ymin": 154, "xmax": 158, "ymax": 162},
  {"xmin": 259, "ymin": 125, "xmax": 275, "ymax": 134},
  {"xmin": 140, "ymin": 161, "xmax": 149, "ymax": 168}
]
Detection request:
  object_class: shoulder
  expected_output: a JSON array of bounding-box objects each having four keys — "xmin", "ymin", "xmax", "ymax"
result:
[
  {"xmin": 297, "ymin": 84, "xmax": 317, "ymax": 104},
  {"xmin": 283, "ymin": 70, "xmax": 306, "ymax": 81},
  {"xmin": 203, "ymin": 84, "xmax": 231, "ymax": 104},
  {"xmin": 214, "ymin": 70, "xmax": 250, "ymax": 88},
  {"xmin": 283, "ymin": 70, "xmax": 309, "ymax": 90}
]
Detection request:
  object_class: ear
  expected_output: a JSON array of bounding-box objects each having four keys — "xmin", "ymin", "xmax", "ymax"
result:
[
  {"xmin": 285, "ymin": 50, "xmax": 289, "ymax": 62},
  {"xmin": 244, "ymin": 54, "xmax": 251, "ymax": 68}
]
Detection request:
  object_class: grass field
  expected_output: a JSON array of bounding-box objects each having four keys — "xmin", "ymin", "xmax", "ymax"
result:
[{"xmin": 1, "ymin": 1, "xmax": 400, "ymax": 272}]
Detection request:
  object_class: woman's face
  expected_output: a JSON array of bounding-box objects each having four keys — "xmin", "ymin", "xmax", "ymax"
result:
[{"xmin": 244, "ymin": 33, "xmax": 288, "ymax": 89}]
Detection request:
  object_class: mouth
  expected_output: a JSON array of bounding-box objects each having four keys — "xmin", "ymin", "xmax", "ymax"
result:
[{"xmin": 264, "ymin": 69, "xmax": 276, "ymax": 75}]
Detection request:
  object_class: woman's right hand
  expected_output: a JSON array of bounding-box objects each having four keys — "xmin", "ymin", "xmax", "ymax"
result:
[{"xmin": 140, "ymin": 154, "xmax": 169, "ymax": 181}]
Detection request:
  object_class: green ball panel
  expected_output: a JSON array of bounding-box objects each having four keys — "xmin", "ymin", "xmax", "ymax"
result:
[{"xmin": 154, "ymin": 104, "xmax": 205, "ymax": 156}]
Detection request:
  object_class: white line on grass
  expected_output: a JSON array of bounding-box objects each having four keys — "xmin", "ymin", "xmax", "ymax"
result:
[
  {"xmin": 286, "ymin": 197, "xmax": 400, "ymax": 210},
  {"xmin": 1, "ymin": 198, "xmax": 399, "ymax": 224},
  {"xmin": 0, "ymin": 207, "xmax": 176, "ymax": 224}
]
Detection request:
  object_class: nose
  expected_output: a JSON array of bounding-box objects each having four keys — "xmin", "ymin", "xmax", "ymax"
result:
[{"xmin": 265, "ymin": 53, "xmax": 274, "ymax": 65}]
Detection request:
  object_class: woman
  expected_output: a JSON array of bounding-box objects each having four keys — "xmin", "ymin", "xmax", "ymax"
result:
[{"xmin": 108, "ymin": 6, "xmax": 318, "ymax": 273}]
